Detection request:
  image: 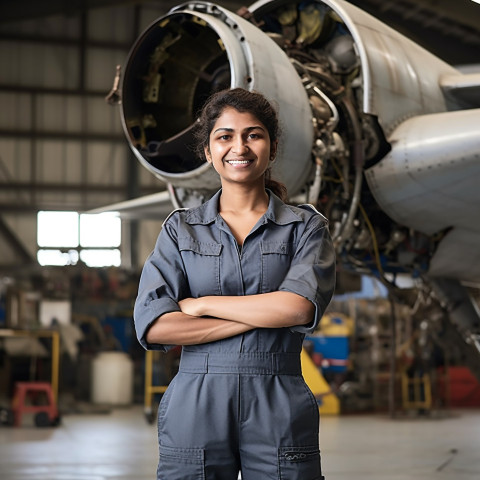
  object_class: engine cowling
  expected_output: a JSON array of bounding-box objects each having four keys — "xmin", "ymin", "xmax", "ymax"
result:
[{"xmin": 121, "ymin": 2, "xmax": 314, "ymax": 196}]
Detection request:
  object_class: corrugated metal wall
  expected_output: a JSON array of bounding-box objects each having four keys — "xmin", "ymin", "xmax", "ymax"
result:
[{"xmin": 0, "ymin": 3, "xmax": 173, "ymax": 269}]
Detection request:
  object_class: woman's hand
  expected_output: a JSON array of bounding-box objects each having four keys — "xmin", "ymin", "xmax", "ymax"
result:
[{"xmin": 179, "ymin": 297, "xmax": 204, "ymax": 317}]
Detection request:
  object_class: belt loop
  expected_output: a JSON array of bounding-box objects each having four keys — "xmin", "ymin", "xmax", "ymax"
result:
[
  {"xmin": 180, "ymin": 350, "xmax": 209, "ymax": 373},
  {"xmin": 271, "ymin": 352, "xmax": 277, "ymax": 375}
]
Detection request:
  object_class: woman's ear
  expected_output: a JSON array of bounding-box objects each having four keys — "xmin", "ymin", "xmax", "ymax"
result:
[{"xmin": 204, "ymin": 146, "xmax": 212, "ymax": 163}]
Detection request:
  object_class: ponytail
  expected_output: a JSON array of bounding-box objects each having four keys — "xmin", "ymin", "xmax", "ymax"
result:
[{"xmin": 265, "ymin": 167, "xmax": 288, "ymax": 202}]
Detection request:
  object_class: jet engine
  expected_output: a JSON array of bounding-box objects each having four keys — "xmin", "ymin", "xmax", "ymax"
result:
[{"xmin": 118, "ymin": 0, "xmax": 480, "ymax": 377}]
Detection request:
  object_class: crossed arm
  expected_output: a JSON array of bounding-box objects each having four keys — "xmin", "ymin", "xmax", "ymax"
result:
[{"xmin": 145, "ymin": 291, "xmax": 314, "ymax": 346}]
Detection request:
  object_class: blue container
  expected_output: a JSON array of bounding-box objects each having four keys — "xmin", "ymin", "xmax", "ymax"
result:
[
  {"xmin": 305, "ymin": 335, "xmax": 349, "ymax": 372},
  {"xmin": 102, "ymin": 316, "xmax": 134, "ymax": 352}
]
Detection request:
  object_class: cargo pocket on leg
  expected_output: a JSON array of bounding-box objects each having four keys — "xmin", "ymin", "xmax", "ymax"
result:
[
  {"xmin": 158, "ymin": 444, "xmax": 205, "ymax": 480},
  {"xmin": 278, "ymin": 445, "xmax": 323, "ymax": 480}
]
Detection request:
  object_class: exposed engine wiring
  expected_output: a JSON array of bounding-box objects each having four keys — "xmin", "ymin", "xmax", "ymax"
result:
[{"xmin": 358, "ymin": 202, "xmax": 384, "ymax": 277}]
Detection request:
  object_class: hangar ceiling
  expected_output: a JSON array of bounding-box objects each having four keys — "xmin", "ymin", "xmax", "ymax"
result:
[{"xmin": 0, "ymin": 0, "xmax": 479, "ymax": 65}]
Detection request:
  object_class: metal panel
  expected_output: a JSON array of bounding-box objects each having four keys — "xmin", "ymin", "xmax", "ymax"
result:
[
  {"xmin": 35, "ymin": 95, "xmax": 83, "ymax": 132},
  {"xmin": 364, "ymin": 108, "xmax": 480, "ymax": 235},
  {"xmin": 87, "ymin": 6, "xmax": 134, "ymax": 44},
  {"xmin": 0, "ymin": 93, "xmax": 32, "ymax": 129},
  {"xmin": 86, "ymin": 97, "xmax": 123, "ymax": 134},
  {"xmin": 85, "ymin": 47, "xmax": 128, "ymax": 91},
  {"xmin": 321, "ymin": 0, "xmax": 459, "ymax": 134},
  {"xmin": 0, "ymin": 139, "xmax": 31, "ymax": 183},
  {"xmin": 428, "ymin": 230, "xmax": 480, "ymax": 282},
  {"xmin": 0, "ymin": 42, "xmax": 79, "ymax": 88},
  {"xmin": 0, "ymin": 12, "xmax": 80, "ymax": 37}
]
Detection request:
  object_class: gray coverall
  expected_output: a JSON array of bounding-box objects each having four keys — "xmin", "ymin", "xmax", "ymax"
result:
[{"xmin": 134, "ymin": 189, "xmax": 336, "ymax": 480}]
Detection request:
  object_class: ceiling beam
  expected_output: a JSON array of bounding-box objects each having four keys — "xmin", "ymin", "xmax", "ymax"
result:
[
  {"xmin": 0, "ymin": 0, "xmax": 149, "ymax": 23},
  {"xmin": 0, "ymin": 129, "xmax": 125, "ymax": 142},
  {"xmin": 0, "ymin": 0, "xmax": 246, "ymax": 24},
  {"xmin": 0, "ymin": 182, "xmax": 160, "ymax": 194}
]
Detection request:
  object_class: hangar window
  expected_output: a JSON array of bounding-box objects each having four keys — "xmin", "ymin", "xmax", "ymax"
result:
[{"xmin": 37, "ymin": 211, "xmax": 121, "ymax": 267}]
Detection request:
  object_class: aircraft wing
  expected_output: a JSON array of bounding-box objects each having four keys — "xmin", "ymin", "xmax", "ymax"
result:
[{"xmin": 86, "ymin": 190, "xmax": 173, "ymax": 220}]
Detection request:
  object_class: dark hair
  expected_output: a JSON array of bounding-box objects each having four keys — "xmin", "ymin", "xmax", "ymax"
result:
[{"xmin": 193, "ymin": 88, "xmax": 288, "ymax": 201}]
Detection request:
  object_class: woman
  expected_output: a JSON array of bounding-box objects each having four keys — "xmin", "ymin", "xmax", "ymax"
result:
[{"xmin": 134, "ymin": 88, "xmax": 336, "ymax": 480}]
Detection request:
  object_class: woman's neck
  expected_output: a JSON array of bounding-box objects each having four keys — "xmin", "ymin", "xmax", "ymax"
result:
[
  {"xmin": 219, "ymin": 183, "xmax": 269, "ymax": 215},
  {"xmin": 218, "ymin": 184, "xmax": 269, "ymax": 246}
]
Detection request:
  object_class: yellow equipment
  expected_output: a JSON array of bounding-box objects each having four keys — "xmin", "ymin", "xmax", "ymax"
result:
[{"xmin": 301, "ymin": 348, "xmax": 340, "ymax": 415}]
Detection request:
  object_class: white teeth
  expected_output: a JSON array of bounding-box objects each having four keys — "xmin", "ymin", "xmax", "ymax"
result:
[{"xmin": 227, "ymin": 160, "xmax": 251, "ymax": 165}]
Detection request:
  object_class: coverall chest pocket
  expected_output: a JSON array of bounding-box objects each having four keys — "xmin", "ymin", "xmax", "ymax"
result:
[
  {"xmin": 178, "ymin": 237, "xmax": 222, "ymax": 297},
  {"xmin": 261, "ymin": 241, "xmax": 295, "ymax": 292}
]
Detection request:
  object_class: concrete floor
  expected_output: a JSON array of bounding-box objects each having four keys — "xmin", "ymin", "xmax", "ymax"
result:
[{"xmin": 0, "ymin": 406, "xmax": 479, "ymax": 480}]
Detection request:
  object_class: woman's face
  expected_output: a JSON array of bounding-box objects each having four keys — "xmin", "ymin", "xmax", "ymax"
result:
[{"xmin": 205, "ymin": 107, "xmax": 276, "ymax": 188}]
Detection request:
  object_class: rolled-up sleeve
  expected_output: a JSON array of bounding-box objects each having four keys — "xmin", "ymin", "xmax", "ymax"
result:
[
  {"xmin": 133, "ymin": 215, "xmax": 189, "ymax": 351},
  {"xmin": 279, "ymin": 216, "xmax": 336, "ymax": 334}
]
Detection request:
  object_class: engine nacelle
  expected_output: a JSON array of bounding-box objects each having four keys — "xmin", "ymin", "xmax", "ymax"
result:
[{"xmin": 121, "ymin": 2, "xmax": 313, "ymax": 196}]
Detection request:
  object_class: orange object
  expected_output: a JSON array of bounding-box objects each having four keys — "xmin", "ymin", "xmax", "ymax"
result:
[{"xmin": 11, "ymin": 382, "xmax": 59, "ymax": 427}]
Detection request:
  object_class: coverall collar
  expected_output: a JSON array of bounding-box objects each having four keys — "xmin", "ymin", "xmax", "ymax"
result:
[{"xmin": 184, "ymin": 189, "xmax": 304, "ymax": 226}]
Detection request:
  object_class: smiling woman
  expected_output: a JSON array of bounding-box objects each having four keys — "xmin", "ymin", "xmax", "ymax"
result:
[
  {"xmin": 204, "ymin": 107, "xmax": 274, "ymax": 197},
  {"xmin": 133, "ymin": 88, "xmax": 336, "ymax": 480},
  {"xmin": 194, "ymin": 88, "xmax": 287, "ymax": 202}
]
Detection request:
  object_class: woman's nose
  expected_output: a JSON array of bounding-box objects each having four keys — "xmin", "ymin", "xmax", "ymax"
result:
[{"xmin": 232, "ymin": 136, "xmax": 248, "ymax": 154}]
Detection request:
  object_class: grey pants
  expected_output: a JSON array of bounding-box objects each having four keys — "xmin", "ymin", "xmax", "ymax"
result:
[{"xmin": 156, "ymin": 350, "xmax": 325, "ymax": 480}]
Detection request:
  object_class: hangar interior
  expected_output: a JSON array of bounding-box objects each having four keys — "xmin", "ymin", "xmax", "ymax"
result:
[{"xmin": 0, "ymin": 1, "xmax": 480, "ymax": 479}]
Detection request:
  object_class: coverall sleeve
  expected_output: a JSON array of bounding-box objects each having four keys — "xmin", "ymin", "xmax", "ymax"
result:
[
  {"xmin": 133, "ymin": 215, "xmax": 189, "ymax": 351},
  {"xmin": 279, "ymin": 215, "xmax": 336, "ymax": 334}
]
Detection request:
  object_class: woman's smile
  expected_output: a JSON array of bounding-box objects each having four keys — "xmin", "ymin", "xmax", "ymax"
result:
[
  {"xmin": 205, "ymin": 107, "xmax": 274, "ymax": 186},
  {"xmin": 225, "ymin": 158, "xmax": 254, "ymax": 167}
]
